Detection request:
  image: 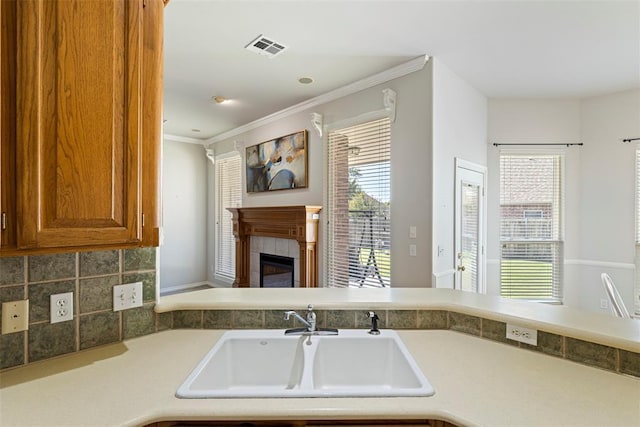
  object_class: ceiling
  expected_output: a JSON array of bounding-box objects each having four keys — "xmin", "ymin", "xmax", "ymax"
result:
[{"xmin": 162, "ymin": 0, "xmax": 640, "ymax": 140}]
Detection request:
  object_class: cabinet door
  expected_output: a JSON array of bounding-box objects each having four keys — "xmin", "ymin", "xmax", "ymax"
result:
[
  {"xmin": 1, "ymin": 0, "xmax": 17, "ymax": 250},
  {"xmin": 141, "ymin": 0, "xmax": 164, "ymax": 247},
  {"xmin": 17, "ymin": 0, "xmax": 143, "ymax": 249}
]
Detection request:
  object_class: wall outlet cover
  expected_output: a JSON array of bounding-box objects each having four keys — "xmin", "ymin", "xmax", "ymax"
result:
[
  {"xmin": 51, "ymin": 292, "xmax": 74, "ymax": 324},
  {"xmin": 506, "ymin": 323, "xmax": 537, "ymax": 346}
]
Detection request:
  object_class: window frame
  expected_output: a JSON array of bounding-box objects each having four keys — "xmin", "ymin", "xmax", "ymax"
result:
[
  {"xmin": 498, "ymin": 150, "xmax": 565, "ymax": 303},
  {"xmin": 213, "ymin": 152, "xmax": 242, "ymax": 284},
  {"xmin": 324, "ymin": 111, "xmax": 392, "ymax": 288},
  {"xmin": 635, "ymin": 148, "xmax": 640, "ymax": 315}
]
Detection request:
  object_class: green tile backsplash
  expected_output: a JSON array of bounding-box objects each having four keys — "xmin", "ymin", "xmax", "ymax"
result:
[
  {"xmin": 1, "ymin": 252, "xmax": 638, "ymax": 381},
  {"xmin": 123, "ymin": 304, "xmax": 157, "ymax": 339},
  {"xmin": 29, "ymin": 253, "xmax": 76, "ymax": 282},
  {"xmin": 124, "ymin": 247, "xmax": 156, "ymax": 271},
  {"xmin": 173, "ymin": 310, "xmax": 203, "ymax": 329},
  {"xmin": 80, "ymin": 311, "xmax": 121, "ymax": 350},
  {"xmin": 232, "ymin": 310, "xmax": 264, "ymax": 329},
  {"xmin": 619, "ymin": 349, "xmax": 640, "ymax": 377},
  {"xmin": 449, "ymin": 312, "xmax": 481, "ymax": 336},
  {"xmin": 0, "ymin": 256, "xmax": 24, "ymax": 285},
  {"xmin": 565, "ymin": 337, "xmax": 618, "ymax": 371},
  {"xmin": 387, "ymin": 310, "xmax": 417, "ymax": 329},
  {"xmin": 80, "ymin": 250, "xmax": 119, "ymax": 277},
  {"xmin": 79, "ymin": 275, "xmax": 119, "ymax": 313},
  {"xmin": 520, "ymin": 330, "xmax": 564, "ymax": 357},
  {"xmin": 417, "ymin": 310, "xmax": 447, "ymax": 329},
  {"xmin": 0, "ymin": 248, "xmax": 157, "ymax": 370},
  {"xmin": 28, "ymin": 321, "xmax": 76, "ymax": 362}
]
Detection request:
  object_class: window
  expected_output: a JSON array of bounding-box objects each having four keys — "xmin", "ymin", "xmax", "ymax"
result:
[
  {"xmin": 499, "ymin": 152, "xmax": 564, "ymax": 302},
  {"xmin": 523, "ymin": 210, "xmax": 543, "ymax": 219},
  {"xmin": 325, "ymin": 117, "xmax": 391, "ymax": 288},
  {"xmin": 635, "ymin": 149, "xmax": 640, "ymax": 315},
  {"xmin": 214, "ymin": 154, "xmax": 241, "ymax": 281}
]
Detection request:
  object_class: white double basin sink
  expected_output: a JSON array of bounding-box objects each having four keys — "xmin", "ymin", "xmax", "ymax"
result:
[{"xmin": 176, "ymin": 329, "xmax": 434, "ymax": 398}]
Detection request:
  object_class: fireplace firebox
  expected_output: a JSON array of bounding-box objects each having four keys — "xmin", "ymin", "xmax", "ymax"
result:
[{"xmin": 260, "ymin": 253, "xmax": 294, "ymax": 288}]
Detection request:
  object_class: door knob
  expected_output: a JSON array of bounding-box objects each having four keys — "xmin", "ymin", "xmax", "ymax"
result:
[{"xmin": 457, "ymin": 265, "xmax": 466, "ymax": 272}]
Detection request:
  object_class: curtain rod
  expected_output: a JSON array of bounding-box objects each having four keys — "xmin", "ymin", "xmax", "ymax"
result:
[
  {"xmin": 623, "ymin": 138, "xmax": 639, "ymax": 143},
  {"xmin": 492, "ymin": 143, "xmax": 583, "ymax": 147}
]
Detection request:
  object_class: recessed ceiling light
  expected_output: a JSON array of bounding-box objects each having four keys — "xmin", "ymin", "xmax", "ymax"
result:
[
  {"xmin": 191, "ymin": 128, "xmax": 201, "ymax": 133},
  {"xmin": 212, "ymin": 96, "xmax": 227, "ymax": 104},
  {"xmin": 298, "ymin": 77, "xmax": 313, "ymax": 85}
]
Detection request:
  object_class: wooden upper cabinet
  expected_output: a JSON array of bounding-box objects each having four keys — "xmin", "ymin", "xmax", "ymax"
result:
[
  {"xmin": 10, "ymin": 0, "xmax": 163, "ymax": 250},
  {"xmin": 1, "ymin": 0, "xmax": 18, "ymax": 250},
  {"xmin": 141, "ymin": 0, "xmax": 164, "ymax": 247}
]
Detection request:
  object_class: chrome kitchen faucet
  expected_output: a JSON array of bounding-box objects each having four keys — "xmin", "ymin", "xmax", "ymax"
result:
[{"xmin": 284, "ymin": 304, "xmax": 338, "ymax": 336}]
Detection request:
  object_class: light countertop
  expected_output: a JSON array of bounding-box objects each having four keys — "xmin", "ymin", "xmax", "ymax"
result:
[
  {"xmin": 156, "ymin": 288, "xmax": 640, "ymax": 352},
  {"xmin": 1, "ymin": 329, "xmax": 639, "ymax": 427}
]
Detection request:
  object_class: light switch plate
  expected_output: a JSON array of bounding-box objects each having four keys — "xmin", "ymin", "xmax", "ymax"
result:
[
  {"xmin": 409, "ymin": 226, "xmax": 417, "ymax": 239},
  {"xmin": 113, "ymin": 282, "xmax": 143, "ymax": 311},
  {"xmin": 409, "ymin": 244, "xmax": 417, "ymax": 257},
  {"xmin": 2, "ymin": 300, "xmax": 29, "ymax": 334}
]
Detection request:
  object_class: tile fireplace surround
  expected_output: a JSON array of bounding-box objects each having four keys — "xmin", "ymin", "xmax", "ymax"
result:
[
  {"xmin": 228, "ymin": 206, "xmax": 322, "ymax": 288},
  {"xmin": 250, "ymin": 237, "xmax": 300, "ymax": 287}
]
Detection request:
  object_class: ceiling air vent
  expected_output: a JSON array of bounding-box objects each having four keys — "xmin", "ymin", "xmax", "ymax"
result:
[{"xmin": 245, "ymin": 34, "xmax": 288, "ymax": 58}]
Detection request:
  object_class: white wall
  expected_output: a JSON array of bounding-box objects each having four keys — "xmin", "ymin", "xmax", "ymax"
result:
[
  {"xmin": 209, "ymin": 64, "xmax": 434, "ymax": 287},
  {"xmin": 431, "ymin": 58, "xmax": 488, "ymax": 289},
  {"xmin": 487, "ymin": 99, "xmax": 582, "ymax": 298},
  {"xmin": 159, "ymin": 138, "xmax": 208, "ymax": 291},
  {"xmin": 487, "ymin": 90, "xmax": 640, "ymax": 313},
  {"xmin": 576, "ymin": 89, "xmax": 639, "ymax": 313}
]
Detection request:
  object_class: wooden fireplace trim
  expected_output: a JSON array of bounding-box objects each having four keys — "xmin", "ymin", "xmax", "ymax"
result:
[{"xmin": 228, "ymin": 206, "xmax": 322, "ymax": 288}]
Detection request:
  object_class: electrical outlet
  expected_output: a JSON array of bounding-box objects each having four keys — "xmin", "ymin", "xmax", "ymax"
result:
[
  {"xmin": 50, "ymin": 292, "xmax": 74, "ymax": 324},
  {"xmin": 600, "ymin": 299, "xmax": 609, "ymax": 309},
  {"xmin": 113, "ymin": 282, "xmax": 143, "ymax": 311},
  {"xmin": 409, "ymin": 244, "xmax": 417, "ymax": 257},
  {"xmin": 2, "ymin": 300, "xmax": 29, "ymax": 334},
  {"xmin": 506, "ymin": 323, "xmax": 537, "ymax": 346}
]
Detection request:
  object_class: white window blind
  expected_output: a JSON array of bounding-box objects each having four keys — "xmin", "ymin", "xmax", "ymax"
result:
[
  {"xmin": 214, "ymin": 155, "xmax": 241, "ymax": 281},
  {"xmin": 635, "ymin": 149, "xmax": 640, "ymax": 315},
  {"xmin": 499, "ymin": 152, "xmax": 564, "ymax": 302},
  {"xmin": 326, "ymin": 117, "xmax": 391, "ymax": 288}
]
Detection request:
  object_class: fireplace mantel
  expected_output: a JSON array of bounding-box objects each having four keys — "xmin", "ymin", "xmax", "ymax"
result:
[{"xmin": 228, "ymin": 206, "xmax": 322, "ymax": 288}]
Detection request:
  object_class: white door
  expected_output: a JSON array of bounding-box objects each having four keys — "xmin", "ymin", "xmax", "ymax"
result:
[{"xmin": 454, "ymin": 159, "xmax": 486, "ymax": 293}]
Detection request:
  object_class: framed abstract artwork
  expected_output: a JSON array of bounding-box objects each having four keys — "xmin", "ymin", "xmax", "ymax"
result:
[{"xmin": 245, "ymin": 130, "xmax": 308, "ymax": 193}]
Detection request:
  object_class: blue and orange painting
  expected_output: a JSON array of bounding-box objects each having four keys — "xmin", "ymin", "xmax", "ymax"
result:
[{"xmin": 246, "ymin": 130, "xmax": 308, "ymax": 193}]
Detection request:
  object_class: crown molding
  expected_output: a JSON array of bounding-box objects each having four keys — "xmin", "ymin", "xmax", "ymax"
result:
[
  {"xmin": 164, "ymin": 134, "xmax": 207, "ymax": 144},
  {"xmin": 206, "ymin": 55, "xmax": 429, "ymax": 144}
]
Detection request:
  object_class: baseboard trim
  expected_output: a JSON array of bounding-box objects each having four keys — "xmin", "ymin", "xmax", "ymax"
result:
[{"xmin": 160, "ymin": 281, "xmax": 212, "ymax": 295}]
